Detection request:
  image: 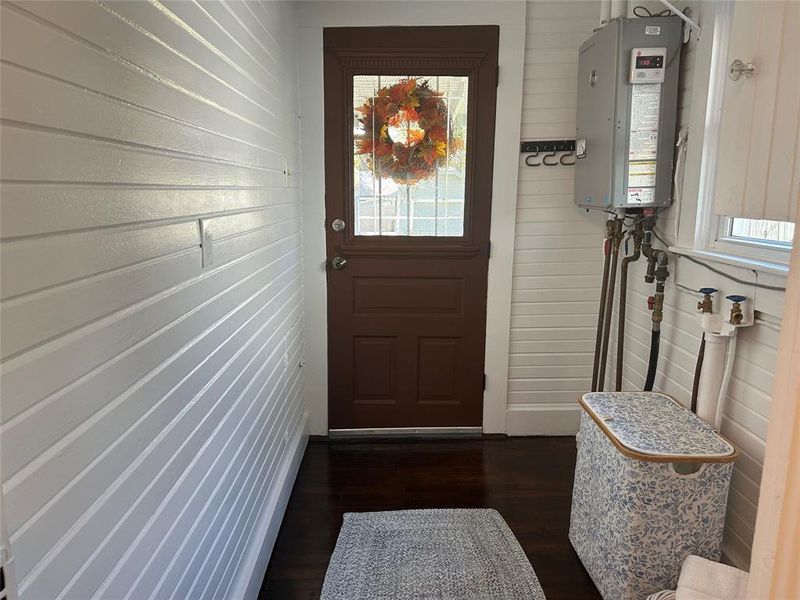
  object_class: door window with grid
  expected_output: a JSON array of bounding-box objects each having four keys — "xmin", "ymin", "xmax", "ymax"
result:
[{"xmin": 353, "ymin": 75, "xmax": 469, "ymax": 237}]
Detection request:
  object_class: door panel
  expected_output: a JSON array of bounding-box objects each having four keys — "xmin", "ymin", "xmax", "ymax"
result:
[
  {"xmin": 353, "ymin": 277, "xmax": 465, "ymax": 315},
  {"xmin": 417, "ymin": 337, "xmax": 462, "ymax": 403},
  {"xmin": 324, "ymin": 26, "xmax": 499, "ymax": 429},
  {"xmin": 353, "ymin": 337, "xmax": 397, "ymax": 403}
]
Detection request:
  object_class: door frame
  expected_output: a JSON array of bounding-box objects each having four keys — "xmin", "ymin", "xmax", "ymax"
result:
[
  {"xmin": 322, "ymin": 26, "xmax": 498, "ymax": 430},
  {"xmin": 297, "ymin": 2, "xmax": 527, "ymax": 435}
]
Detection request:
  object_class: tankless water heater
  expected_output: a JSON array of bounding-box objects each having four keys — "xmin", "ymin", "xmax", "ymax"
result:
[{"xmin": 574, "ymin": 16, "xmax": 682, "ymax": 210}]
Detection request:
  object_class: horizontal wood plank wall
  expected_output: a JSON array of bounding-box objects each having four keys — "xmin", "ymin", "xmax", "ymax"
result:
[
  {"xmin": 608, "ymin": 261, "xmax": 777, "ymax": 568},
  {"xmin": 0, "ymin": 1, "xmax": 306, "ymax": 599},
  {"xmin": 605, "ymin": 0, "xmax": 777, "ymax": 569},
  {"xmin": 508, "ymin": 0, "xmax": 777, "ymax": 567},
  {"xmin": 506, "ymin": 1, "xmax": 606, "ymax": 435}
]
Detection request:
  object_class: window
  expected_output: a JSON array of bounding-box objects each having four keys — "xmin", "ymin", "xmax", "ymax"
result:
[
  {"xmin": 713, "ymin": 217, "xmax": 795, "ymax": 265},
  {"xmin": 352, "ymin": 75, "xmax": 468, "ymax": 237},
  {"xmin": 728, "ymin": 218, "xmax": 795, "ymax": 245}
]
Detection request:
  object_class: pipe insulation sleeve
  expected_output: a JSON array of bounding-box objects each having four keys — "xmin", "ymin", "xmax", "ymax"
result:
[
  {"xmin": 714, "ymin": 332, "xmax": 738, "ymax": 431},
  {"xmin": 695, "ymin": 333, "xmax": 729, "ymax": 427}
]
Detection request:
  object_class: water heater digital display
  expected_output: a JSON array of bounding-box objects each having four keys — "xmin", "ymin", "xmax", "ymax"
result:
[
  {"xmin": 630, "ymin": 47, "xmax": 667, "ymax": 83},
  {"xmin": 635, "ymin": 56, "xmax": 663, "ymax": 69}
]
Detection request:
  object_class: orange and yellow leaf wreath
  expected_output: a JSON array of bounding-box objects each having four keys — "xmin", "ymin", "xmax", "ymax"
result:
[{"xmin": 354, "ymin": 78, "xmax": 462, "ymax": 185}]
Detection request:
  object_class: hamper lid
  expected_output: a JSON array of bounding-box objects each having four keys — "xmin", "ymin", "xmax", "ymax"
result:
[{"xmin": 579, "ymin": 392, "xmax": 737, "ymax": 463}]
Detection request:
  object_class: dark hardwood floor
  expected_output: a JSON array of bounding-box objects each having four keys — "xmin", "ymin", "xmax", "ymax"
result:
[{"xmin": 259, "ymin": 437, "xmax": 601, "ymax": 599}]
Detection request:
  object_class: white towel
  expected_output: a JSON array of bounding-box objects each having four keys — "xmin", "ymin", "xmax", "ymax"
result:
[{"xmin": 675, "ymin": 555, "xmax": 749, "ymax": 600}]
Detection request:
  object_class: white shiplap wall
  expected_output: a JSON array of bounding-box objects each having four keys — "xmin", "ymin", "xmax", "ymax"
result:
[
  {"xmin": 606, "ymin": 1, "xmax": 779, "ymax": 568},
  {"xmin": 507, "ymin": 1, "xmax": 606, "ymax": 435},
  {"xmin": 510, "ymin": 0, "xmax": 780, "ymax": 569},
  {"xmin": 0, "ymin": 2, "xmax": 307, "ymax": 599},
  {"xmin": 608, "ymin": 258, "xmax": 779, "ymax": 568}
]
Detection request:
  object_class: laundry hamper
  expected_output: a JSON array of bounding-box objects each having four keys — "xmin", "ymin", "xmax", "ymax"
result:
[{"xmin": 569, "ymin": 392, "xmax": 737, "ymax": 600}]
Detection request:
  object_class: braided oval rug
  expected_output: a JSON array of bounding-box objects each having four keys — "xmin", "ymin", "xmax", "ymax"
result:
[{"xmin": 320, "ymin": 509, "xmax": 546, "ymax": 600}]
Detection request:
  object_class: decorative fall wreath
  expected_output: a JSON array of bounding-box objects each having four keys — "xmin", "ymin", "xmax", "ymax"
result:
[{"xmin": 354, "ymin": 78, "xmax": 461, "ymax": 185}]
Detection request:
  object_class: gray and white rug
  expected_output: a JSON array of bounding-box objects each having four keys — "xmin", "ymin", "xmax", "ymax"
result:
[{"xmin": 320, "ymin": 508, "xmax": 546, "ymax": 600}]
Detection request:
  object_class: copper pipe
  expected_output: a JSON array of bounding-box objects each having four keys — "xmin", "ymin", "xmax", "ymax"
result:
[
  {"xmin": 591, "ymin": 220, "xmax": 615, "ymax": 392},
  {"xmin": 615, "ymin": 223, "xmax": 643, "ymax": 391},
  {"xmin": 597, "ymin": 218, "xmax": 623, "ymax": 392}
]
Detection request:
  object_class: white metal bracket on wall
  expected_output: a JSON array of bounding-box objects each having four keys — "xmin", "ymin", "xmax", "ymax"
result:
[{"xmin": 656, "ymin": 0, "xmax": 701, "ymax": 35}]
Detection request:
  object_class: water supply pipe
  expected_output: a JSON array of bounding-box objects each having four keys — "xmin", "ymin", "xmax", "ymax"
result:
[
  {"xmin": 591, "ymin": 219, "xmax": 615, "ymax": 392},
  {"xmin": 713, "ymin": 331, "xmax": 738, "ymax": 430},
  {"xmin": 644, "ymin": 249, "xmax": 669, "ymax": 391},
  {"xmin": 640, "ymin": 228, "xmax": 656, "ymax": 388},
  {"xmin": 597, "ymin": 217, "xmax": 623, "ymax": 392},
  {"xmin": 696, "ymin": 333, "xmax": 728, "ymax": 426},
  {"xmin": 696, "ymin": 295, "xmax": 747, "ymax": 429},
  {"xmin": 691, "ymin": 288, "xmax": 716, "ymax": 413},
  {"xmin": 615, "ymin": 222, "xmax": 643, "ymax": 391}
]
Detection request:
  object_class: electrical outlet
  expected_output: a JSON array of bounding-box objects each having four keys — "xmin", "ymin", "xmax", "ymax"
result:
[{"xmin": 199, "ymin": 219, "xmax": 213, "ymax": 268}]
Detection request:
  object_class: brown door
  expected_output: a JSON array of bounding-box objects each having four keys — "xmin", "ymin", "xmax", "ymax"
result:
[{"xmin": 323, "ymin": 26, "xmax": 498, "ymax": 430}]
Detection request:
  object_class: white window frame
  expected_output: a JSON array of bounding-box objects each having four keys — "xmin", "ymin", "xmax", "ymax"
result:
[{"xmin": 673, "ymin": 0, "xmax": 791, "ymax": 277}]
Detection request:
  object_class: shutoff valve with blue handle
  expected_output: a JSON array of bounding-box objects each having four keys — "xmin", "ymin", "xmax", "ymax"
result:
[
  {"xmin": 726, "ymin": 295, "xmax": 747, "ymax": 325},
  {"xmin": 697, "ymin": 288, "xmax": 717, "ymax": 314}
]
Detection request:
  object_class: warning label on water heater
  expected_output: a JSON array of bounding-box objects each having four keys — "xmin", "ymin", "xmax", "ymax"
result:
[
  {"xmin": 628, "ymin": 84, "xmax": 661, "ymax": 160},
  {"xmin": 627, "ymin": 187, "xmax": 656, "ymax": 204},
  {"xmin": 627, "ymin": 83, "xmax": 661, "ymax": 204},
  {"xmin": 628, "ymin": 160, "xmax": 657, "ymax": 187}
]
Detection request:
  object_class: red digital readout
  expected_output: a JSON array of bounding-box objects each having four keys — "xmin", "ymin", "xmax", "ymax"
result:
[{"xmin": 635, "ymin": 55, "xmax": 663, "ymax": 69}]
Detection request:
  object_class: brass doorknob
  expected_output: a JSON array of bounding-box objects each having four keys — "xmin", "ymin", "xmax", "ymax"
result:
[{"xmin": 330, "ymin": 256, "xmax": 347, "ymax": 270}]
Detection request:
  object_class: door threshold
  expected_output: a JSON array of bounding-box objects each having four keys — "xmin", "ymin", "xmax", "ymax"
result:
[{"xmin": 328, "ymin": 426, "xmax": 482, "ymax": 439}]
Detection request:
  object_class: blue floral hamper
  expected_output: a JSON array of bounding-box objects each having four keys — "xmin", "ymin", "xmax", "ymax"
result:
[{"xmin": 569, "ymin": 392, "xmax": 737, "ymax": 600}]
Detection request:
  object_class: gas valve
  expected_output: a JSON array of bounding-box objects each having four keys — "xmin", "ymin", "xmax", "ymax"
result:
[{"xmin": 647, "ymin": 296, "xmax": 655, "ymax": 310}]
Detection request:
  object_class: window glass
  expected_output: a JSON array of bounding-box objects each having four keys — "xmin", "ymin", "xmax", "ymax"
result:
[
  {"xmin": 353, "ymin": 75, "xmax": 468, "ymax": 236},
  {"xmin": 728, "ymin": 218, "xmax": 795, "ymax": 246}
]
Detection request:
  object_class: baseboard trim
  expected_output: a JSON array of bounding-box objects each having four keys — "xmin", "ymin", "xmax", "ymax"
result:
[
  {"xmin": 230, "ymin": 410, "xmax": 309, "ymax": 600},
  {"xmin": 506, "ymin": 403, "xmax": 581, "ymax": 436}
]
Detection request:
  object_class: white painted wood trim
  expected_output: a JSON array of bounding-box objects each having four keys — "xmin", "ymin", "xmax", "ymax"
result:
[
  {"xmin": 485, "ymin": 3, "xmax": 526, "ymax": 434},
  {"xmin": 234, "ymin": 412, "xmax": 309, "ymax": 600},
  {"xmin": 680, "ymin": 0, "xmax": 733, "ymax": 251},
  {"xmin": 506, "ymin": 403, "xmax": 581, "ymax": 436},
  {"xmin": 297, "ymin": 1, "xmax": 527, "ymax": 435},
  {"xmin": 748, "ymin": 208, "xmax": 800, "ymax": 598}
]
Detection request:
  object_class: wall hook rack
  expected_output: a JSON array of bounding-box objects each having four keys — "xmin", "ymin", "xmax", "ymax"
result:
[{"xmin": 520, "ymin": 140, "xmax": 576, "ymax": 166}]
